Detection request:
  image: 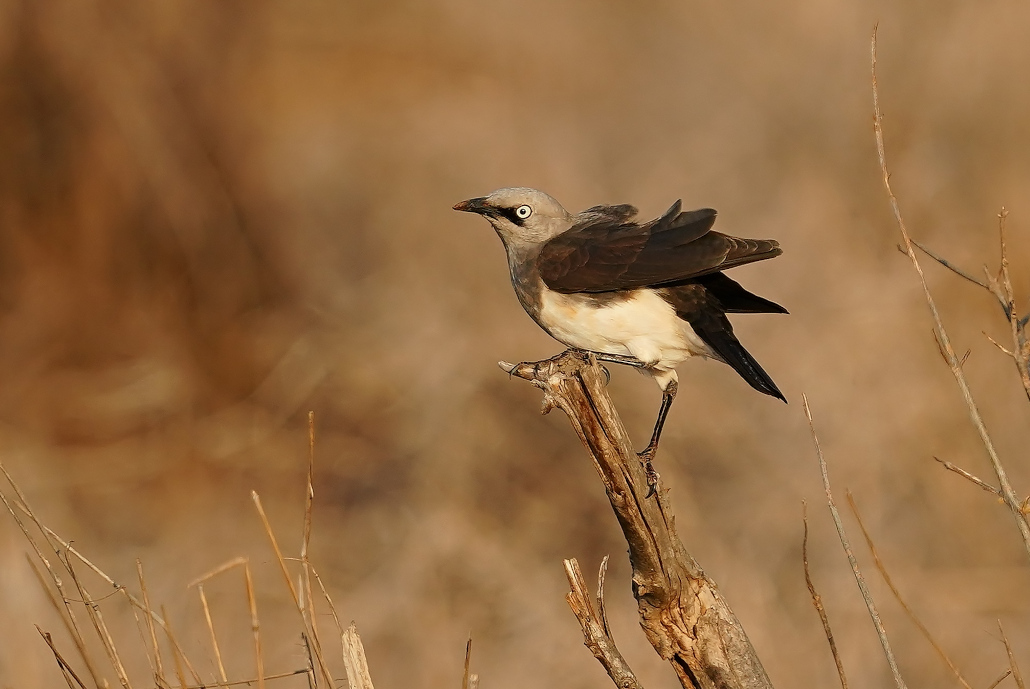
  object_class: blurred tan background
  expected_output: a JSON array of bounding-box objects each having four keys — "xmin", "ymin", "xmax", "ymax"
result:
[{"xmin": 0, "ymin": 0, "xmax": 1029, "ymax": 687}]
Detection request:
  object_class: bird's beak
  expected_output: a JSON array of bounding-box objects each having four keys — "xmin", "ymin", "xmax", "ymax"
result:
[{"xmin": 453, "ymin": 197, "xmax": 491, "ymax": 215}]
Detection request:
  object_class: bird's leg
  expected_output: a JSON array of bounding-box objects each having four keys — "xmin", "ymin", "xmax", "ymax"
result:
[{"xmin": 638, "ymin": 380, "xmax": 678, "ymax": 497}]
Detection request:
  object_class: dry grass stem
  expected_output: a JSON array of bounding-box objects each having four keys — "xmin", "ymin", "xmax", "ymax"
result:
[
  {"xmin": 162, "ymin": 604, "xmax": 190, "ymax": 689},
  {"xmin": 187, "ymin": 557, "xmax": 249, "ymax": 588},
  {"xmin": 846, "ymin": 493, "xmax": 971, "ymax": 689},
  {"xmin": 37, "ymin": 626, "xmax": 89, "ymax": 689},
  {"xmin": 461, "ymin": 637, "xmax": 481, "ymax": 689},
  {"xmin": 197, "ymin": 584, "xmax": 228, "ymax": 686},
  {"xmin": 176, "ymin": 670, "xmax": 310, "ymax": 689},
  {"xmin": 155, "ymin": 615, "xmax": 201, "ymax": 684},
  {"xmin": 987, "ymin": 670, "xmax": 1014, "ymax": 689},
  {"xmin": 803, "ymin": 394, "xmax": 907, "ymax": 689},
  {"xmin": 125, "ymin": 595, "xmax": 158, "ymax": 683},
  {"xmin": 462, "ymin": 637, "xmax": 473, "ymax": 689},
  {"xmin": 64, "ymin": 556, "xmax": 133, "ymax": 689},
  {"xmin": 300, "ymin": 412, "xmax": 324, "ymax": 675},
  {"xmin": 3, "ymin": 418, "xmax": 354, "ymax": 689},
  {"xmin": 301, "ymin": 633, "xmax": 317, "ymax": 689},
  {"xmin": 802, "ymin": 501, "xmax": 848, "ymax": 689},
  {"xmin": 251, "ymin": 491, "xmax": 333, "ymax": 686},
  {"xmin": 563, "ymin": 557, "xmax": 642, "ymax": 689},
  {"xmin": 137, "ymin": 560, "xmax": 167, "ymax": 687},
  {"xmin": 12, "ymin": 493, "xmax": 203, "ymax": 673},
  {"xmin": 0, "ymin": 465, "xmax": 106, "ymax": 687},
  {"xmin": 25, "ymin": 554, "xmax": 103, "ymax": 687},
  {"xmin": 871, "ymin": 27, "xmax": 1030, "ymax": 559},
  {"xmin": 243, "ymin": 562, "xmax": 265, "ymax": 689},
  {"xmin": 310, "ymin": 565, "xmax": 347, "ymax": 640},
  {"xmin": 998, "ymin": 622, "xmax": 1025, "ymax": 689},
  {"xmin": 342, "ymin": 623, "xmax": 376, "ymax": 689}
]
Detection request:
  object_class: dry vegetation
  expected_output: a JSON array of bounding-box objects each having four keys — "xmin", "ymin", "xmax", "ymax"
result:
[{"xmin": 1, "ymin": 1, "xmax": 1030, "ymax": 688}]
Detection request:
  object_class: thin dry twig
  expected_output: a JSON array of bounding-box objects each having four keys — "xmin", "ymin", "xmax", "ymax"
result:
[
  {"xmin": 804, "ymin": 394, "xmax": 907, "ymax": 689},
  {"xmin": 907, "ymin": 213, "xmax": 1030, "ymax": 397},
  {"xmin": 802, "ymin": 501, "xmax": 848, "ymax": 689},
  {"xmin": 995, "ymin": 210, "xmax": 1030, "ymax": 402},
  {"xmin": 846, "ymin": 492, "xmax": 971, "ymax": 689},
  {"xmin": 871, "ymin": 27, "xmax": 1030, "ymax": 560},
  {"xmin": 984, "ymin": 332, "xmax": 1015, "ymax": 358},
  {"xmin": 998, "ymin": 621, "xmax": 1025, "ymax": 689},
  {"xmin": 906, "ymin": 240, "xmax": 991, "ymax": 290},
  {"xmin": 933, "ymin": 457, "xmax": 1002, "ymax": 497}
]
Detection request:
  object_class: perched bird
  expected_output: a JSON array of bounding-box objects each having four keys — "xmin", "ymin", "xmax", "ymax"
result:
[{"xmin": 454, "ymin": 187, "xmax": 786, "ymax": 485}]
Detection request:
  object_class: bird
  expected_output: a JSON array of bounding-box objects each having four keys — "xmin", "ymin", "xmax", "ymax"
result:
[{"xmin": 454, "ymin": 187, "xmax": 786, "ymax": 489}]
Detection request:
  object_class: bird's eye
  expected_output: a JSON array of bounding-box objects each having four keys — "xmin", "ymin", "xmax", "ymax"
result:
[{"xmin": 515, "ymin": 205, "xmax": 532, "ymax": 219}]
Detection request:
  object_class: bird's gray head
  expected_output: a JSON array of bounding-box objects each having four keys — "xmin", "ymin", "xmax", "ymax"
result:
[{"xmin": 453, "ymin": 187, "xmax": 573, "ymax": 247}]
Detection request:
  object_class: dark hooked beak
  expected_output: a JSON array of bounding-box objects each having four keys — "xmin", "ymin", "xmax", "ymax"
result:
[{"xmin": 452, "ymin": 197, "xmax": 491, "ymax": 214}]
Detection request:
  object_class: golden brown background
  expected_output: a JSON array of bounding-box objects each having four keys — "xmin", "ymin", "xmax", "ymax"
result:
[{"xmin": 0, "ymin": 1, "xmax": 1029, "ymax": 687}]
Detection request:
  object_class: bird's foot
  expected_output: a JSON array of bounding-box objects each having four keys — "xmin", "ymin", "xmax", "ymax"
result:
[
  {"xmin": 637, "ymin": 447, "xmax": 660, "ymax": 498},
  {"xmin": 592, "ymin": 352, "xmax": 648, "ymax": 368}
]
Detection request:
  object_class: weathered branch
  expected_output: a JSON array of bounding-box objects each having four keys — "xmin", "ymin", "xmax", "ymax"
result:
[
  {"xmin": 501, "ymin": 350, "xmax": 773, "ymax": 689},
  {"xmin": 564, "ymin": 557, "xmax": 643, "ymax": 689}
]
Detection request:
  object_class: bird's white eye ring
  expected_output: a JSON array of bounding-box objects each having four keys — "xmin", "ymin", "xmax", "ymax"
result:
[{"xmin": 515, "ymin": 205, "xmax": 532, "ymax": 219}]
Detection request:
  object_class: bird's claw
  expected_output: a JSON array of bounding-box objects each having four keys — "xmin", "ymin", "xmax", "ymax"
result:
[{"xmin": 637, "ymin": 448, "xmax": 660, "ymax": 498}]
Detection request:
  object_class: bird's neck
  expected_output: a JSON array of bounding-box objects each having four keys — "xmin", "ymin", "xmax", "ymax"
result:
[{"xmin": 504, "ymin": 243, "xmax": 545, "ymax": 322}]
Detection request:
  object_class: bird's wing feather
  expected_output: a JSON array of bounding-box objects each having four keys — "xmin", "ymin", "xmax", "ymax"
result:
[
  {"xmin": 694, "ymin": 272, "xmax": 788, "ymax": 314},
  {"xmin": 537, "ymin": 201, "xmax": 781, "ymax": 293}
]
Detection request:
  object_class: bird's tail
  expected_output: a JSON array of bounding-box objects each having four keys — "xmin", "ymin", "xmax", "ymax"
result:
[{"xmin": 692, "ymin": 314, "xmax": 786, "ymax": 402}]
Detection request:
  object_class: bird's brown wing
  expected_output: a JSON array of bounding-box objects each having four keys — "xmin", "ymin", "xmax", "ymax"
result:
[{"xmin": 537, "ymin": 201, "xmax": 781, "ymax": 294}]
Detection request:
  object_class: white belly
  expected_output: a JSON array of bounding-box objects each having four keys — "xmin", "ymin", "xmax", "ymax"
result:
[{"xmin": 536, "ymin": 288, "xmax": 713, "ymax": 371}]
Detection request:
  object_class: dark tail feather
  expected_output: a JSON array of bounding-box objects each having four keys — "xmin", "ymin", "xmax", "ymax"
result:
[
  {"xmin": 695, "ymin": 272, "xmax": 788, "ymax": 314},
  {"xmin": 692, "ymin": 315, "xmax": 786, "ymax": 402}
]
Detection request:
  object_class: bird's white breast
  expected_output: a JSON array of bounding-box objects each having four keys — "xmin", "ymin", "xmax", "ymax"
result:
[{"xmin": 536, "ymin": 288, "xmax": 713, "ymax": 371}]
